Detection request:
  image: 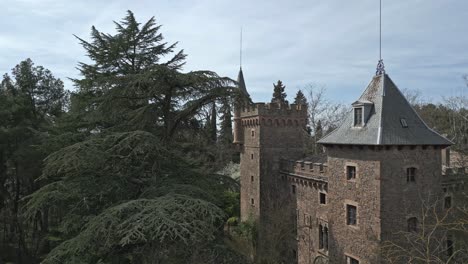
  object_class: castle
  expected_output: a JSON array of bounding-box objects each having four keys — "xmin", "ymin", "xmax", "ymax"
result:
[{"xmin": 234, "ymin": 66, "xmax": 465, "ymax": 264}]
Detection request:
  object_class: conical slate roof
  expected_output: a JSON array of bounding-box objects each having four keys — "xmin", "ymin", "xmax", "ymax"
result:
[
  {"xmin": 237, "ymin": 67, "xmax": 250, "ymax": 98},
  {"xmin": 318, "ymin": 74, "xmax": 452, "ymax": 146}
]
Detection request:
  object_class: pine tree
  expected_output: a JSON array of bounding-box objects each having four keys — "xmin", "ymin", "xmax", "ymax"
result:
[
  {"xmin": 294, "ymin": 90, "xmax": 307, "ymax": 105},
  {"xmin": 219, "ymin": 96, "xmax": 233, "ymax": 145},
  {"xmin": 271, "ymin": 80, "xmax": 287, "ymax": 104}
]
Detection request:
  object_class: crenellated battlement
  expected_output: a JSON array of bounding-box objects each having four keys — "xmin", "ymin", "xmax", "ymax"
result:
[{"xmin": 240, "ymin": 102, "xmax": 308, "ymax": 118}]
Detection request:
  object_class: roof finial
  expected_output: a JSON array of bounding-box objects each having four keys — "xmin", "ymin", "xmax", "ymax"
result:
[
  {"xmin": 376, "ymin": 0, "xmax": 385, "ymax": 75},
  {"xmin": 240, "ymin": 27, "xmax": 243, "ymax": 69}
]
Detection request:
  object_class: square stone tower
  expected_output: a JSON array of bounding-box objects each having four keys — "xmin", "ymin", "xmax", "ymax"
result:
[{"xmin": 318, "ymin": 73, "xmax": 452, "ymax": 263}]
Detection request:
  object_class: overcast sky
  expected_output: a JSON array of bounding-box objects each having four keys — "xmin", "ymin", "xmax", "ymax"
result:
[{"xmin": 1, "ymin": 0, "xmax": 468, "ymax": 104}]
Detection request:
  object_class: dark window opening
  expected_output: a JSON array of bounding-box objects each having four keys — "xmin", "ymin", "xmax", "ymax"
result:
[
  {"xmin": 251, "ymin": 153, "xmax": 254, "ymax": 160},
  {"xmin": 354, "ymin": 107, "xmax": 363, "ymax": 126},
  {"xmin": 447, "ymin": 236, "xmax": 454, "ymax": 257},
  {"xmin": 292, "ymin": 249, "xmax": 297, "ymax": 259},
  {"xmin": 408, "ymin": 217, "xmax": 418, "ymax": 232},
  {"xmin": 251, "ymin": 198, "xmax": 254, "ymax": 205},
  {"xmin": 291, "ymin": 185, "xmax": 296, "ymax": 194},
  {"xmin": 320, "ymin": 193, "xmax": 327, "ymax": 204},
  {"xmin": 347, "ymin": 256, "xmax": 360, "ymax": 264},
  {"xmin": 444, "ymin": 196, "xmax": 452, "ymax": 209},
  {"xmin": 407, "ymin": 167, "xmax": 416, "ymax": 182},
  {"xmin": 347, "ymin": 205, "xmax": 357, "ymax": 226},
  {"xmin": 251, "ymin": 130, "xmax": 255, "ymax": 137},
  {"xmin": 251, "ymin": 175, "xmax": 254, "ymax": 182},
  {"xmin": 400, "ymin": 118, "xmax": 408, "ymax": 128},
  {"xmin": 347, "ymin": 166, "xmax": 356, "ymax": 180}
]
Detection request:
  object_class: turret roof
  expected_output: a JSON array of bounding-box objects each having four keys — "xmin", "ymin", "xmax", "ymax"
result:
[{"xmin": 318, "ymin": 74, "xmax": 452, "ymax": 146}]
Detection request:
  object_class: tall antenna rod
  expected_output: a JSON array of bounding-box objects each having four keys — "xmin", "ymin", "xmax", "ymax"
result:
[
  {"xmin": 379, "ymin": 0, "xmax": 382, "ymax": 60},
  {"xmin": 376, "ymin": 0, "xmax": 385, "ymax": 75},
  {"xmin": 240, "ymin": 27, "xmax": 243, "ymax": 69}
]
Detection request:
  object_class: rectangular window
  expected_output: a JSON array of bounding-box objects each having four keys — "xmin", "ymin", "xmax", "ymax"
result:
[
  {"xmin": 320, "ymin": 193, "xmax": 327, "ymax": 204},
  {"xmin": 444, "ymin": 196, "xmax": 452, "ymax": 209},
  {"xmin": 251, "ymin": 130, "xmax": 255, "ymax": 137},
  {"xmin": 251, "ymin": 153, "xmax": 254, "ymax": 160},
  {"xmin": 346, "ymin": 205, "xmax": 357, "ymax": 225},
  {"xmin": 251, "ymin": 198, "xmax": 254, "ymax": 205},
  {"xmin": 447, "ymin": 236, "xmax": 454, "ymax": 257},
  {"xmin": 291, "ymin": 185, "xmax": 296, "ymax": 194},
  {"xmin": 347, "ymin": 166, "xmax": 356, "ymax": 180},
  {"xmin": 354, "ymin": 107, "xmax": 363, "ymax": 126},
  {"xmin": 251, "ymin": 175, "xmax": 254, "ymax": 182},
  {"xmin": 346, "ymin": 256, "xmax": 359, "ymax": 264},
  {"xmin": 407, "ymin": 167, "xmax": 416, "ymax": 182}
]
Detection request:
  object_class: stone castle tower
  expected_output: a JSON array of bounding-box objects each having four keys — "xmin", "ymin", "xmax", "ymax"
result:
[
  {"xmin": 233, "ymin": 67, "xmax": 308, "ymax": 222},
  {"xmin": 236, "ymin": 67, "xmax": 454, "ymax": 264}
]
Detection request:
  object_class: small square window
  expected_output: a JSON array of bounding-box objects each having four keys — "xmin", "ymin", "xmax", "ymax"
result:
[
  {"xmin": 407, "ymin": 167, "xmax": 416, "ymax": 182},
  {"xmin": 347, "ymin": 166, "xmax": 356, "ymax": 180},
  {"xmin": 346, "ymin": 256, "xmax": 359, "ymax": 264},
  {"xmin": 400, "ymin": 118, "xmax": 408, "ymax": 128},
  {"xmin": 320, "ymin": 193, "xmax": 327, "ymax": 204},
  {"xmin": 346, "ymin": 205, "xmax": 357, "ymax": 226},
  {"xmin": 291, "ymin": 185, "xmax": 296, "ymax": 194},
  {"xmin": 444, "ymin": 196, "xmax": 452, "ymax": 209}
]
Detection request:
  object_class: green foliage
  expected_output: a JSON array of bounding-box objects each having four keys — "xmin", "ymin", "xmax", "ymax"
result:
[
  {"xmin": 294, "ymin": 89, "xmax": 307, "ymax": 105},
  {"xmin": 72, "ymin": 10, "xmax": 236, "ymax": 140},
  {"xmin": 271, "ymin": 80, "xmax": 287, "ymax": 104},
  {"xmin": 42, "ymin": 195, "xmax": 224, "ymax": 263}
]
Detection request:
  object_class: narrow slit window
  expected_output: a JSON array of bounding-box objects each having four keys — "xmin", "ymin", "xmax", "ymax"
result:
[{"xmin": 291, "ymin": 185, "xmax": 296, "ymax": 194}]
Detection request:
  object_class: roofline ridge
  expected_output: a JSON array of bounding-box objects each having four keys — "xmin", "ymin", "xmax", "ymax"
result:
[{"xmin": 377, "ymin": 74, "xmax": 385, "ymax": 144}]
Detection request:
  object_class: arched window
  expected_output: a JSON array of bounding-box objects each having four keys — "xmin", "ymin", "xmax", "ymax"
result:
[{"xmin": 407, "ymin": 217, "xmax": 418, "ymax": 232}]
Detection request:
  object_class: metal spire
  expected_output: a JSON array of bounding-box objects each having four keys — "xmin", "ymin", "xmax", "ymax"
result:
[
  {"xmin": 240, "ymin": 27, "xmax": 243, "ymax": 69},
  {"xmin": 376, "ymin": 0, "xmax": 385, "ymax": 75}
]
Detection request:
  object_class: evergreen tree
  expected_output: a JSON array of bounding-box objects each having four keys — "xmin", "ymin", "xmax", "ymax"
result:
[
  {"xmin": 22, "ymin": 11, "xmax": 246, "ymax": 263},
  {"xmin": 294, "ymin": 89, "xmax": 307, "ymax": 105},
  {"xmin": 271, "ymin": 80, "xmax": 287, "ymax": 104},
  {"xmin": 219, "ymin": 96, "xmax": 233, "ymax": 145}
]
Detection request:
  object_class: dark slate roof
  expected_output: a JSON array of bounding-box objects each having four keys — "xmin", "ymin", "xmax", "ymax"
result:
[
  {"xmin": 318, "ymin": 74, "xmax": 453, "ymax": 146},
  {"xmin": 237, "ymin": 67, "xmax": 250, "ymax": 98}
]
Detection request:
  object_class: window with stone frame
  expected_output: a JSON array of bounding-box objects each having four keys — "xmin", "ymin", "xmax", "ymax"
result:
[
  {"xmin": 346, "ymin": 204, "xmax": 357, "ymax": 225},
  {"xmin": 346, "ymin": 256, "xmax": 359, "ymax": 264},
  {"xmin": 406, "ymin": 167, "xmax": 416, "ymax": 182},
  {"xmin": 407, "ymin": 217, "xmax": 418, "ymax": 232},
  {"xmin": 347, "ymin": 166, "xmax": 356, "ymax": 180},
  {"xmin": 354, "ymin": 107, "xmax": 363, "ymax": 126},
  {"xmin": 318, "ymin": 223, "xmax": 329, "ymax": 251}
]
